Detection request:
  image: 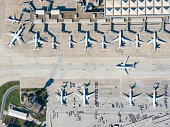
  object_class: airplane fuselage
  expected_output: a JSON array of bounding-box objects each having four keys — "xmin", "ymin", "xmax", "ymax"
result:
[
  {"xmin": 60, "ymin": 89, "xmax": 64, "ymax": 106},
  {"xmin": 7, "ymin": 18, "xmax": 20, "ymax": 24},
  {"xmin": 115, "ymin": 65, "xmax": 133, "ymax": 69},
  {"xmin": 153, "ymin": 33, "xmax": 157, "ymax": 51},
  {"xmin": 34, "ymin": 32, "xmax": 38, "ymax": 50},
  {"xmin": 8, "ymin": 28, "xmax": 23, "ymax": 47},
  {"xmin": 85, "ymin": 33, "xmax": 89, "ymax": 49},
  {"xmin": 52, "ymin": 37, "xmax": 55, "ymax": 49},
  {"xmin": 153, "ymin": 90, "xmax": 157, "ymax": 108},
  {"xmin": 69, "ymin": 35, "xmax": 72, "ymax": 48},
  {"xmin": 129, "ymin": 90, "xmax": 133, "ymax": 107},
  {"xmin": 83, "ymin": 88, "xmax": 87, "ymax": 105},
  {"xmin": 135, "ymin": 34, "xmax": 139, "ymax": 48}
]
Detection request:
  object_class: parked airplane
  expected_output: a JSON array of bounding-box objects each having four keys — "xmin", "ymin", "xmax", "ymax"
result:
[
  {"xmin": 147, "ymin": 31, "xmax": 165, "ymax": 51},
  {"xmin": 66, "ymin": 35, "xmax": 76, "ymax": 49},
  {"xmin": 75, "ymin": 83, "xmax": 94, "ymax": 106},
  {"xmin": 53, "ymin": 84, "xmax": 73, "ymax": 106},
  {"xmin": 7, "ymin": 27, "xmax": 25, "ymax": 48},
  {"xmin": 112, "ymin": 30, "xmax": 131, "ymax": 49},
  {"xmin": 27, "ymin": 31, "xmax": 46, "ymax": 50},
  {"xmin": 115, "ymin": 56, "xmax": 137, "ymax": 75},
  {"xmin": 49, "ymin": 36, "xmax": 59, "ymax": 50},
  {"xmin": 123, "ymin": 83, "xmax": 142, "ymax": 107},
  {"xmin": 133, "ymin": 34, "xmax": 143, "ymax": 48},
  {"xmin": 146, "ymin": 83, "xmax": 164, "ymax": 108},
  {"xmin": 100, "ymin": 36, "xmax": 110, "ymax": 50},
  {"xmin": 6, "ymin": 14, "xmax": 20, "ymax": 24},
  {"xmin": 78, "ymin": 31, "xmax": 96, "ymax": 50}
]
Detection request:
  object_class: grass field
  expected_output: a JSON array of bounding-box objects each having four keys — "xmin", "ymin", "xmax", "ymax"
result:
[
  {"xmin": 3, "ymin": 115, "xmax": 41, "ymax": 127},
  {"xmin": 5, "ymin": 89, "xmax": 20, "ymax": 111},
  {"xmin": 0, "ymin": 81, "xmax": 20, "ymax": 111}
]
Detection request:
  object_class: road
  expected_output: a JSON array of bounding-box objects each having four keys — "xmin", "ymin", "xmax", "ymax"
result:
[{"xmin": 0, "ymin": 85, "xmax": 20, "ymax": 121}]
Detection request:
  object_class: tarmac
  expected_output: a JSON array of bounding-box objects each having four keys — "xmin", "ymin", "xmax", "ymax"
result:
[{"xmin": 0, "ymin": 0, "xmax": 170, "ymax": 127}]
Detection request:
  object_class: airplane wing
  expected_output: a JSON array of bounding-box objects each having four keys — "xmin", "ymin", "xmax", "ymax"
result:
[
  {"xmin": 63, "ymin": 92, "xmax": 73, "ymax": 100},
  {"xmin": 78, "ymin": 90, "xmax": 83, "ymax": 95},
  {"xmin": 16, "ymin": 37, "xmax": 21, "ymax": 46},
  {"xmin": 147, "ymin": 39, "xmax": 153, "ymax": 44},
  {"xmin": 77, "ymin": 38, "xmax": 85, "ymax": 43},
  {"xmin": 111, "ymin": 38, "xmax": 119, "ymax": 43},
  {"xmin": 38, "ymin": 39, "xmax": 45, "ymax": 44},
  {"xmin": 74, "ymin": 93, "xmax": 83, "ymax": 100},
  {"xmin": 86, "ymin": 91, "xmax": 95, "ymax": 99},
  {"xmin": 88, "ymin": 39, "xmax": 95, "ymax": 44},
  {"xmin": 156, "ymin": 94, "xmax": 164, "ymax": 101},
  {"xmin": 123, "ymin": 93, "xmax": 129, "ymax": 98},
  {"xmin": 27, "ymin": 39, "xmax": 34, "ymax": 44},
  {"xmin": 133, "ymin": 93, "xmax": 142, "ymax": 100},
  {"xmin": 123, "ymin": 68, "xmax": 129, "ymax": 75},
  {"xmin": 122, "ymin": 38, "xmax": 130, "ymax": 43},
  {"xmin": 6, "ymin": 33, "xmax": 15, "ymax": 37},
  {"xmin": 123, "ymin": 56, "xmax": 129, "ymax": 66},
  {"xmin": 146, "ymin": 93, "xmax": 153, "ymax": 101},
  {"xmin": 156, "ymin": 39, "xmax": 164, "ymax": 44},
  {"xmin": 53, "ymin": 92, "xmax": 61, "ymax": 100}
]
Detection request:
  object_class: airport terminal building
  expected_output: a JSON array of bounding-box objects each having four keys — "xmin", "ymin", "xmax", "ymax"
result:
[{"xmin": 105, "ymin": 0, "xmax": 170, "ymax": 16}]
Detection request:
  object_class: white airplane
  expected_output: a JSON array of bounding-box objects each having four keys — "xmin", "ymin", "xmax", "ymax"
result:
[
  {"xmin": 49, "ymin": 37, "xmax": 59, "ymax": 50},
  {"xmin": 78, "ymin": 32, "xmax": 96, "ymax": 50},
  {"xmin": 123, "ymin": 83, "xmax": 142, "ymax": 107},
  {"xmin": 75, "ymin": 83, "xmax": 94, "ymax": 106},
  {"xmin": 112, "ymin": 30, "xmax": 131, "ymax": 49},
  {"xmin": 115, "ymin": 56, "xmax": 137, "ymax": 75},
  {"xmin": 146, "ymin": 83, "xmax": 164, "ymax": 108},
  {"xmin": 7, "ymin": 27, "xmax": 25, "ymax": 48},
  {"xmin": 100, "ymin": 36, "xmax": 110, "ymax": 50},
  {"xmin": 6, "ymin": 14, "xmax": 20, "ymax": 24},
  {"xmin": 66, "ymin": 35, "xmax": 76, "ymax": 49},
  {"xmin": 133, "ymin": 34, "xmax": 143, "ymax": 48},
  {"xmin": 53, "ymin": 84, "xmax": 73, "ymax": 106},
  {"xmin": 147, "ymin": 31, "xmax": 165, "ymax": 51},
  {"xmin": 27, "ymin": 32, "xmax": 46, "ymax": 50}
]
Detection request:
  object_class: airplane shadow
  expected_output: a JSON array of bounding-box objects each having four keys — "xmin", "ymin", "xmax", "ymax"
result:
[
  {"xmin": 127, "ymin": 22, "xmax": 137, "ymax": 34},
  {"xmin": 94, "ymin": 23, "xmax": 104, "ymax": 34},
  {"xmin": 144, "ymin": 22, "xmax": 154, "ymax": 34},
  {"xmin": 61, "ymin": 23, "xmax": 72, "ymax": 33},
  {"xmin": 78, "ymin": 23, "xmax": 87, "ymax": 33}
]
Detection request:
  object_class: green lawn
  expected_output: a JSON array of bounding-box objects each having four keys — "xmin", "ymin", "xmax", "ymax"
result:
[
  {"xmin": 0, "ymin": 81, "xmax": 20, "ymax": 111},
  {"xmin": 30, "ymin": 111, "xmax": 46, "ymax": 122},
  {"xmin": 3, "ymin": 115, "xmax": 41, "ymax": 127},
  {"xmin": 5, "ymin": 89, "xmax": 20, "ymax": 111}
]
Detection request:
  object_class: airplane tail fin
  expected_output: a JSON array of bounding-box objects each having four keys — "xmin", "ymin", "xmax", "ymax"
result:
[
  {"xmin": 7, "ymin": 43, "xmax": 12, "ymax": 48},
  {"xmin": 33, "ymin": 48, "xmax": 39, "ymax": 50},
  {"xmin": 117, "ymin": 47, "xmax": 123, "ymax": 49},
  {"xmin": 152, "ymin": 48, "xmax": 157, "ymax": 51},
  {"xmin": 83, "ymin": 47, "xmax": 89, "ymax": 50}
]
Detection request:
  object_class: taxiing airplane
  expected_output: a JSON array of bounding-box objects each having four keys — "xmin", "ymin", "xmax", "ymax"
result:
[
  {"xmin": 27, "ymin": 31, "xmax": 46, "ymax": 50},
  {"xmin": 133, "ymin": 34, "xmax": 143, "ymax": 48},
  {"xmin": 78, "ymin": 32, "xmax": 96, "ymax": 50},
  {"xmin": 6, "ymin": 14, "xmax": 20, "ymax": 24},
  {"xmin": 100, "ymin": 36, "xmax": 110, "ymax": 50},
  {"xmin": 146, "ymin": 83, "xmax": 164, "ymax": 108},
  {"xmin": 53, "ymin": 84, "xmax": 73, "ymax": 106},
  {"xmin": 49, "ymin": 36, "xmax": 59, "ymax": 50},
  {"xmin": 147, "ymin": 31, "xmax": 165, "ymax": 51},
  {"xmin": 123, "ymin": 83, "xmax": 142, "ymax": 107},
  {"xmin": 112, "ymin": 30, "xmax": 130, "ymax": 49},
  {"xmin": 115, "ymin": 56, "xmax": 137, "ymax": 75},
  {"xmin": 66, "ymin": 35, "xmax": 76, "ymax": 49},
  {"xmin": 7, "ymin": 27, "xmax": 25, "ymax": 48},
  {"xmin": 75, "ymin": 83, "xmax": 95, "ymax": 106}
]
